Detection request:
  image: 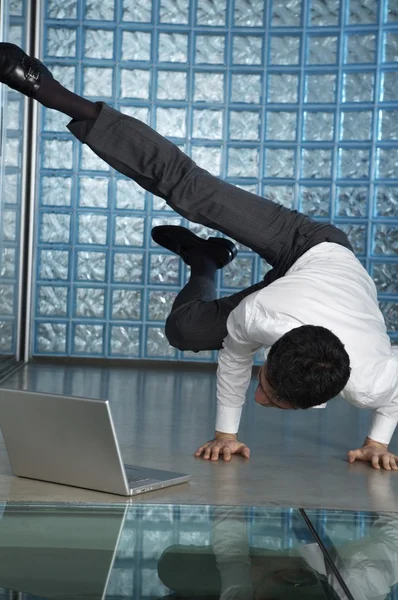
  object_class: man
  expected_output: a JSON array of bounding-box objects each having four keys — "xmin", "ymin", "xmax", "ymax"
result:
[{"xmin": 2, "ymin": 43, "xmax": 398, "ymax": 470}]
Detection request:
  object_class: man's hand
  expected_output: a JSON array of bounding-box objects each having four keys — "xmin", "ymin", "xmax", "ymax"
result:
[
  {"xmin": 194, "ymin": 432, "xmax": 250, "ymax": 462},
  {"xmin": 348, "ymin": 437, "xmax": 398, "ymax": 470}
]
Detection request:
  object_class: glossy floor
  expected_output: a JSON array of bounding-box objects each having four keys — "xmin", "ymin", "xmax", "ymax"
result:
[{"xmin": 0, "ymin": 362, "xmax": 397, "ymax": 510}]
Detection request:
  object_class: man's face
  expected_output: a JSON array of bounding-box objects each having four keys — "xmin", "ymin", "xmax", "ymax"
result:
[{"xmin": 255, "ymin": 363, "xmax": 297, "ymax": 410}]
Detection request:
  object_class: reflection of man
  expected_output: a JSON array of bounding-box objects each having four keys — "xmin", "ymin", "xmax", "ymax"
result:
[
  {"xmin": 157, "ymin": 508, "xmax": 340, "ymax": 599},
  {"xmin": 2, "ymin": 43, "xmax": 398, "ymax": 469}
]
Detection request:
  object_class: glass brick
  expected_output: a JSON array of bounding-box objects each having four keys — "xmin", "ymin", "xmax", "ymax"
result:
[
  {"xmin": 342, "ymin": 72, "xmax": 374, "ymax": 102},
  {"xmin": 379, "ymin": 109, "xmax": 398, "ymax": 140},
  {"xmin": 51, "ymin": 65, "xmax": 76, "ymax": 90},
  {"xmin": 299, "ymin": 186, "xmax": 330, "ymax": 217},
  {"xmin": 149, "ymin": 254, "xmax": 180, "ymax": 284},
  {"xmin": 384, "ymin": 33, "xmax": 398, "ymax": 62},
  {"xmin": 338, "ymin": 149, "xmax": 370, "ymax": 179},
  {"xmin": 263, "ymin": 185, "xmax": 295, "ymax": 208},
  {"xmin": 379, "ymin": 302, "xmax": 398, "ymax": 331},
  {"xmin": 228, "ymin": 147, "xmax": 259, "ymax": 178},
  {"xmin": 302, "ymin": 149, "xmax": 332, "ymax": 178},
  {"xmin": 196, "ymin": 0, "xmax": 226, "ymax": 25},
  {"xmin": 81, "ymin": 146, "xmax": 110, "ymax": 171},
  {"xmin": 193, "ymin": 109, "xmax": 223, "ymax": 139},
  {"xmin": 191, "ymin": 146, "xmax": 222, "ymax": 175},
  {"xmin": 372, "ymin": 263, "xmax": 398, "ymax": 293},
  {"xmin": 120, "ymin": 69, "xmax": 150, "ymax": 99},
  {"xmin": 160, "ymin": 0, "xmax": 189, "ymax": 23},
  {"xmin": 110, "ymin": 326, "xmax": 140, "ymax": 356},
  {"xmin": 381, "ymin": 71, "xmax": 398, "ymax": 101},
  {"xmin": 3, "ymin": 210, "xmax": 16, "ymax": 242},
  {"xmin": 0, "ymin": 285, "xmax": 14, "ymax": 316},
  {"xmin": 84, "ymin": 67, "xmax": 113, "ymax": 97},
  {"xmin": 112, "ymin": 289, "xmax": 141, "ymax": 320},
  {"xmin": 142, "ymin": 529, "xmax": 174, "ymax": 559},
  {"xmin": 157, "ymin": 71, "xmax": 187, "ymax": 100},
  {"xmin": 376, "ymin": 148, "xmax": 398, "ymax": 178},
  {"xmin": 39, "ymin": 250, "xmax": 69, "ymax": 280},
  {"xmin": 148, "ymin": 291, "xmax": 177, "ymax": 320},
  {"xmin": 156, "ymin": 108, "xmax": 186, "ymax": 138},
  {"xmin": 387, "ymin": 0, "xmax": 398, "ymax": 21},
  {"xmin": 196, "ymin": 35, "xmax": 225, "ymax": 64},
  {"xmin": 1, "ymin": 248, "xmax": 16, "ymax": 279},
  {"xmin": 271, "ymin": 0, "xmax": 301, "ymax": 26},
  {"xmin": 264, "ymin": 149, "xmax": 295, "ymax": 178},
  {"xmin": 0, "ymin": 321, "xmax": 13, "ymax": 353},
  {"xmin": 41, "ymin": 177, "xmax": 72, "ymax": 207},
  {"xmin": 44, "ymin": 108, "xmax": 71, "ymax": 132},
  {"xmin": 229, "ymin": 111, "xmax": 260, "ymax": 141},
  {"xmin": 122, "ymin": 2, "xmax": 151, "ymax": 21},
  {"xmin": 194, "ymin": 72, "xmax": 224, "ymax": 102},
  {"xmin": 222, "ymin": 257, "xmax": 254, "ymax": 288},
  {"xmin": 120, "ymin": 106, "xmax": 149, "ymax": 122},
  {"xmin": 113, "ymin": 253, "xmax": 143, "ymax": 282},
  {"xmin": 46, "ymin": 27, "xmax": 77, "ymax": 57},
  {"xmin": 308, "ymin": 36, "xmax": 338, "ymax": 64},
  {"xmin": 146, "ymin": 327, "xmax": 175, "ymax": 357},
  {"xmin": 47, "ymin": 0, "xmax": 77, "ymax": 18},
  {"xmin": 309, "ymin": 0, "xmax": 339, "ymax": 25},
  {"xmin": 336, "ymin": 186, "xmax": 368, "ymax": 217},
  {"xmin": 37, "ymin": 323, "xmax": 66, "ymax": 353},
  {"xmin": 78, "ymin": 214, "xmax": 108, "ymax": 245},
  {"xmin": 85, "ymin": 0, "xmax": 114, "ymax": 20},
  {"xmin": 231, "ymin": 73, "xmax": 261, "ymax": 104},
  {"xmin": 78, "ymin": 177, "xmax": 109, "ymax": 208},
  {"xmin": 8, "ymin": 25, "xmax": 23, "ymax": 47},
  {"xmin": 339, "ymin": 224, "xmax": 366, "ymax": 254},
  {"xmin": 187, "ymin": 222, "xmax": 218, "ymax": 240},
  {"xmin": 74, "ymin": 324, "xmax": 104, "ymax": 354},
  {"xmin": 267, "ymin": 74, "xmax": 298, "ymax": 103},
  {"xmin": 6, "ymin": 100, "xmax": 21, "ymax": 130},
  {"xmin": 75, "ymin": 287, "xmax": 105, "ymax": 318},
  {"xmin": 37, "ymin": 286, "xmax": 68, "ymax": 316},
  {"xmin": 305, "ymin": 74, "xmax": 336, "ymax": 103},
  {"xmin": 116, "ymin": 180, "xmax": 145, "ymax": 210},
  {"xmin": 375, "ymin": 186, "xmax": 398, "ymax": 217},
  {"xmin": 106, "ymin": 569, "xmax": 135, "ymax": 596},
  {"xmin": 40, "ymin": 213, "xmax": 71, "ymax": 243},
  {"xmin": 340, "ymin": 111, "xmax": 372, "ymax": 140},
  {"xmin": 43, "ymin": 140, "xmax": 73, "ymax": 170},
  {"xmin": 114, "ymin": 216, "xmax": 144, "ymax": 246},
  {"xmin": 85, "ymin": 29, "xmax": 114, "ymax": 59},
  {"xmin": 122, "ymin": 31, "xmax": 151, "ymax": 61},
  {"xmin": 152, "ymin": 196, "xmax": 173, "ymax": 211},
  {"xmin": 348, "ymin": 0, "xmax": 377, "ymax": 23},
  {"xmin": 346, "ymin": 34, "xmax": 376, "ymax": 63},
  {"xmin": 270, "ymin": 36, "xmax": 300, "ymax": 65},
  {"xmin": 77, "ymin": 251, "xmax": 106, "ymax": 281},
  {"xmin": 234, "ymin": 0, "xmax": 264, "ymax": 26},
  {"xmin": 232, "ymin": 36, "xmax": 262, "ymax": 65},
  {"xmin": 373, "ymin": 225, "xmax": 398, "ymax": 255},
  {"xmin": 5, "ymin": 137, "xmax": 20, "ymax": 168},
  {"xmin": 10, "ymin": 0, "xmax": 23, "ymax": 15},
  {"xmin": 266, "ymin": 111, "xmax": 297, "ymax": 141},
  {"xmin": 4, "ymin": 174, "xmax": 18, "ymax": 205},
  {"xmin": 158, "ymin": 33, "xmax": 188, "ymax": 63},
  {"xmin": 304, "ymin": 111, "xmax": 334, "ymax": 141}
]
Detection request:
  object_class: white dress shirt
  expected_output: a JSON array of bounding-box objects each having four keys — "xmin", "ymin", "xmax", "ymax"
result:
[{"xmin": 216, "ymin": 242, "xmax": 398, "ymax": 445}]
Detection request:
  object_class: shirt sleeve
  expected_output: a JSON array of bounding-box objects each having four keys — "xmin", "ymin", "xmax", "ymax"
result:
[
  {"xmin": 216, "ymin": 300, "xmax": 263, "ymax": 434},
  {"xmin": 368, "ymin": 409, "xmax": 398, "ymax": 446}
]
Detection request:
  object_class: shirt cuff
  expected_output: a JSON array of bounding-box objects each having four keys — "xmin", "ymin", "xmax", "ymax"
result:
[
  {"xmin": 216, "ymin": 404, "xmax": 243, "ymax": 434},
  {"xmin": 368, "ymin": 412, "xmax": 397, "ymax": 446}
]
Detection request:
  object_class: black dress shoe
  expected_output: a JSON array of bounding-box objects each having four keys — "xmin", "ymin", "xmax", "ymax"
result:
[
  {"xmin": 0, "ymin": 43, "xmax": 53, "ymax": 97},
  {"xmin": 151, "ymin": 225, "xmax": 237, "ymax": 269}
]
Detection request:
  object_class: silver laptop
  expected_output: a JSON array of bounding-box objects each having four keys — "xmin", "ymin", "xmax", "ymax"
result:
[{"xmin": 0, "ymin": 389, "xmax": 191, "ymax": 496}]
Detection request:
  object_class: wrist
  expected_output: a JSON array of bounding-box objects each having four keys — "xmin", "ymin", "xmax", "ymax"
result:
[
  {"xmin": 215, "ymin": 431, "xmax": 237, "ymax": 440},
  {"xmin": 364, "ymin": 436, "xmax": 388, "ymax": 450}
]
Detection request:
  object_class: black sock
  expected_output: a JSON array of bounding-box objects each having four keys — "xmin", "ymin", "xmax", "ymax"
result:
[
  {"xmin": 185, "ymin": 250, "xmax": 218, "ymax": 278},
  {"xmin": 35, "ymin": 78, "xmax": 100, "ymax": 121}
]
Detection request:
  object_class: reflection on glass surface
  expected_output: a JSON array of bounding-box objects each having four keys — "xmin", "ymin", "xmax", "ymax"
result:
[{"xmin": 0, "ymin": 503, "xmax": 348, "ymax": 600}]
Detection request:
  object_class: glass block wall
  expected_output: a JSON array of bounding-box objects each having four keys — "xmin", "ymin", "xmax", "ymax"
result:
[
  {"xmin": 33, "ymin": 0, "xmax": 398, "ymax": 361},
  {"xmin": 0, "ymin": 0, "xmax": 27, "ymax": 357}
]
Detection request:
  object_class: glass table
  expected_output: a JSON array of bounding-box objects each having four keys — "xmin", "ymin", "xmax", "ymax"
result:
[{"xmin": 0, "ymin": 502, "xmax": 395, "ymax": 599}]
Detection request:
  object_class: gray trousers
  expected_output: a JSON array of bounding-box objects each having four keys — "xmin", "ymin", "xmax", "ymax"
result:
[{"xmin": 68, "ymin": 104, "xmax": 352, "ymax": 352}]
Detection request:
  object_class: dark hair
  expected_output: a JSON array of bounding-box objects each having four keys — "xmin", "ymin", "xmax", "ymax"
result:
[{"xmin": 266, "ymin": 325, "xmax": 351, "ymax": 409}]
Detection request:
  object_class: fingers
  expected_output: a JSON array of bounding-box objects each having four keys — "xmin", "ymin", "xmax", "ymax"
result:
[
  {"xmin": 242, "ymin": 446, "xmax": 251, "ymax": 459},
  {"xmin": 391, "ymin": 456, "xmax": 398, "ymax": 470},
  {"xmin": 223, "ymin": 447, "xmax": 232, "ymax": 462},
  {"xmin": 194, "ymin": 444, "xmax": 208, "ymax": 457},
  {"xmin": 371, "ymin": 455, "xmax": 381, "ymax": 470},
  {"xmin": 347, "ymin": 449, "xmax": 362, "ymax": 463},
  {"xmin": 211, "ymin": 446, "xmax": 221, "ymax": 461}
]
